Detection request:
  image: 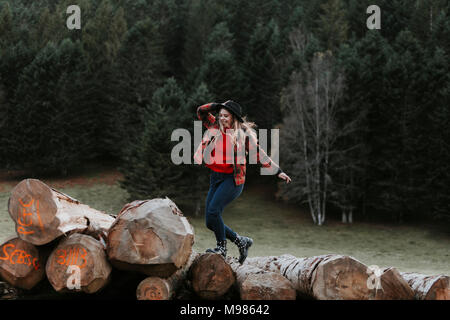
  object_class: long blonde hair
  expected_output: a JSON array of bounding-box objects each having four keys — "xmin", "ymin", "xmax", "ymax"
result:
[{"xmin": 217, "ymin": 111, "xmax": 257, "ymax": 149}]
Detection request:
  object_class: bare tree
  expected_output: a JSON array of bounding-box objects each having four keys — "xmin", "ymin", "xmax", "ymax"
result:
[{"xmin": 280, "ymin": 28, "xmax": 348, "ymax": 225}]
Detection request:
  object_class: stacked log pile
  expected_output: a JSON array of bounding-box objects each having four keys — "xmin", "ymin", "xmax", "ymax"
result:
[
  {"xmin": 400, "ymin": 272, "xmax": 450, "ymax": 300},
  {"xmin": 0, "ymin": 179, "xmax": 448, "ymax": 300}
]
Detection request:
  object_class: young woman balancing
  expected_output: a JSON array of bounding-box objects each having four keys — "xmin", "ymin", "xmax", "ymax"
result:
[{"xmin": 194, "ymin": 100, "xmax": 291, "ymax": 264}]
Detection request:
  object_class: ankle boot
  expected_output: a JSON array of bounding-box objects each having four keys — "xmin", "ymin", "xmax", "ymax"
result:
[
  {"xmin": 206, "ymin": 240, "xmax": 227, "ymax": 258},
  {"xmin": 234, "ymin": 235, "xmax": 253, "ymax": 264}
]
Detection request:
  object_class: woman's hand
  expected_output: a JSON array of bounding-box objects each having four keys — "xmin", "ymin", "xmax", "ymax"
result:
[{"xmin": 278, "ymin": 172, "xmax": 291, "ymax": 184}]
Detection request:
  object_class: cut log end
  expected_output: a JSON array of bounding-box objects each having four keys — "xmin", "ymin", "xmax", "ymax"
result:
[
  {"xmin": 189, "ymin": 253, "xmax": 235, "ymax": 300},
  {"xmin": 8, "ymin": 179, "xmax": 114, "ymax": 246},
  {"xmin": 0, "ymin": 236, "xmax": 46, "ymax": 290},
  {"xmin": 312, "ymin": 255, "xmax": 371, "ymax": 300},
  {"xmin": 106, "ymin": 198, "xmax": 194, "ymax": 277},
  {"xmin": 136, "ymin": 251, "xmax": 200, "ymax": 300},
  {"xmin": 8, "ymin": 179, "xmax": 59, "ymax": 245},
  {"xmin": 46, "ymin": 233, "xmax": 112, "ymax": 294},
  {"xmin": 374, "ymin": 267, "xmax": 415, "ymax": 300},
  {"xmin": 136, "ymin": 277, "xmax": 171, "ymax": 300}
]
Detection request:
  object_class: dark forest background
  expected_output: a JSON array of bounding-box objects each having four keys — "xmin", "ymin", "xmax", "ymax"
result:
[{"xmin": 0, "ymin": 0, "xmax": 449, "ymax": 225}]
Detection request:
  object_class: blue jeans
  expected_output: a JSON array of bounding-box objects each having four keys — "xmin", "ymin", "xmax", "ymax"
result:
[{"xmin": 205, "ymin": 171, "xmax": 244, "ymax": 242}]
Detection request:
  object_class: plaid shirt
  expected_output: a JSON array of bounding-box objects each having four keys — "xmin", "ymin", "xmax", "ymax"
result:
[{"xmin": 193, "ymin": 103, "xmax": 280, "ymax": 186}]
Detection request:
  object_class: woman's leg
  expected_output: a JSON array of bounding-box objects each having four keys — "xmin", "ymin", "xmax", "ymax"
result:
[
  {"xmin": 206, "ymin": 183, "xmax": 239, "ymax": 241},
  {"xmin": 205, "ymin": 176, "xmax": 244, "ymax": 242}
]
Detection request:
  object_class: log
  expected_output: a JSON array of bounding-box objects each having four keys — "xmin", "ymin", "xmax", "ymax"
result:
[
  {"xmin": 8, "ymin": 179, "xmax": 115, "ymax": 245},
  {"xmin": 136, "ymin": 251, "xmax": 200, "ymax": 300},
  {"xmin": 247, "ymin": 254, "xmax": 378, "ymax": 300},
  {"xmin": 0, "ymin": 236, "xmax": 46, "ymax": 290},
  {"xmin": 0, "ymin": 280, "xmax": 21, "ymax": 300},
  {"xmin": 372, "ymin": 267, "xmax": 415, "ymax": 300},
  {"xmin": 46, "ymin": 233, "xmax": 112, "ymax": 293},
  {"xmin": 107, "ymin": 198, "xmax": 194, "ymax": 277},
  {"xmin": 401, "ymin": 272, "xmax": 450, "ymax": 300},
  {"xmin": 189, "ymin": 253, "xmax": 235, "ymax": 300},
  {"xmin": 247, "ymin": 255, "xmax": 418, "ymax": 300},
  {"xmin": 226, "ymin": 256, "xmax": 296, "ymax": 300}
]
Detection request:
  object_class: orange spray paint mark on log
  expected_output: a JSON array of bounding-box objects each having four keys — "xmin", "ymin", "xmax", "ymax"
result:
[
  {"xmin": 17, "ymin": 198, "xmax": 44, "ymax": 235},
  {"xmin": 143, "ymin": 286, "xmax": 164, "ymax": 300},
  {"xmin": 55, "ymin": 248, "xmax": 88, "ymax": 269},
  {"xmin": 0, "ymin": 243, "xmax": 40, "ymax": 270}
]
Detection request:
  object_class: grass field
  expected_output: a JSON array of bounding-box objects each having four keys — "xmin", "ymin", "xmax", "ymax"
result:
[{"xmin": 0, "ymin": 167, "xmax": 448, "ymax": 276}]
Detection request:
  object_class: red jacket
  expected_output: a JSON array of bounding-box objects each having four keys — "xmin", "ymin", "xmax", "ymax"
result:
[{"xmin": 194, "ymin": 103, "xmax": 281, "ymax": 186}]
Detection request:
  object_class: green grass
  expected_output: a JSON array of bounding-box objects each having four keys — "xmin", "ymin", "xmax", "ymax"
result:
[{"xmin": 0, "ymin": 180, "xmax": 449, "ymax": 276}]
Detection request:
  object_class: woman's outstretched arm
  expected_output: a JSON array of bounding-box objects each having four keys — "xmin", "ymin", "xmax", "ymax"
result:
[{"xmin": 246, "ymin": 133, "xmax": 291, "ymax": 184}]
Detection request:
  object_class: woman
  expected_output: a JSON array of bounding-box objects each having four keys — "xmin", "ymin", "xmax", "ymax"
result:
[{"xmin": 194, "ymin": 100, "xmax": 291, "ymax": 264}]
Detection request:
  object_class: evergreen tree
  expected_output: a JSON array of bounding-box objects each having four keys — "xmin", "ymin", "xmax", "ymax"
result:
[
  {"xmin": 4, "ymin": 40, "xmax": 93, "ymax": 175},
  {"xmin": 409, "ymin": 0, "xmax": 448, "ymax": 43},
  {"xmin": 348, "ymin": 31, "xmax": 393, "ymax": 221},
  {"xmin": 423, "ymin": 47, "xmax": 450, "ymax": 223},
  {"xmin": 376, "ymin": 30, "xmax": 426, "ymax": 222},
  {"xmin": 112, "ymin": 17, "xmax": 169, "ymax": 158},
  {"xmin": 81, "ymin": 0, "xmax": 127, "ymax": 158},
  {"xmin": 242, "ymin": 19, "xmax": 285, "ymax": 130},
  {"xmin": 0, "ymin": 1, "xmax": 14, "ymax": 49},
  {"xmin": 194, "ymin": 22, "xmax": 243, "ymax": 102},
  {"xmin": 119, "ymin": 78, "xmax": 211, "ymax": 214},
  {"xmin": 149, "ymin": 0, "xmax": 188, "ymax": 79},
  {"xmin": 316, "ymin": 0, "xmax": 349, "ymax": 52},
  {"xmin": 82, "ymin": 0, "xmax": 127, "ymax": 71},
  {"xmin": 344, "ymin": 0, "xmax": 373, "ymax": 40},
  {"xmin": 182, "ymin": 0, "xmax": 219, "ymax": 74},
  {"xmin": 429, "ymin": 8, "xmax": 450, "ymax": 53},
  {"xmin": 184, "ymin": 82, "xmax": 215, "ymax": 215}
]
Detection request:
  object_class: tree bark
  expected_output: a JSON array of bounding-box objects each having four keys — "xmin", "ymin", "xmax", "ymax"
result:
[
  {"xmin": 8, "ymin": 179, "xmax": 115, "ymax": 245},
  {"xmin": 188, "ymin": 253, "xmax": 235, "ymax": 300},
  {"xmin": 46, "ymin": 233, "xmax": 112, "ymax": 294},
  {"xmin": 400, "ymin": 272, "xmax": 450, "ymax": 300},
  {"xmin": 106, "ymin": 198, "xmax": 194, "ymax": 277},
  {"xmin": 226, "ymin": 256, "xmax": 296, "ymax": 300},
  {"xmin": 136, "ymin": 251, "xmax": 200, "ymax": 300},
  {"xmin": 247, "ymin": 254, "xmax": 371, "ymax": 299},
  {"xmin": 0, "ymin": 235, "xmax": 47, "ymax": 290},
  {"xmin": 247, "ymin": 255, "xmax": 419, "ymax": 300}
]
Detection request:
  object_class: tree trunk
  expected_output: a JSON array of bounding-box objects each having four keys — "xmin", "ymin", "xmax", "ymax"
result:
[
  {"xmin": 46, "ymin": 233, "xmax": 112, "ymax": 294},
  {"xmin": 194, "ymin": 199, "xmax": 201, "ymax": 217},
  {"xmin": 400, "ymin": 272, "xmax": 450, "ymax": 300},
  {"xmin": 342, "ymin": 211, "xmax": 347, "ymax": 223},
  {"xmin": 247, "ymin": 255, "xmax": 418, "ymax": 300},
  {"xmin": 136, "ymin": 251, "xmax": 200, "ymax": 300},
  {"xmin": 0, "ymin": 236, "xmax": 47, "ymax": 290},
  {"xmin": 106, "ymin": 198, "xmax": 194, "ymax": 278},
  {"xmin": 246, "ymin": 254, "xmax": 365, "ymax": 299},
  {"xmin": 226, "ymin": 257, "xmax": 296, "ymax": 300},
  {"xmin": 8, "ymin": 179, "xmax": 115, "ymax": 245},
  {"xmin": 188, "ymin": 253, "xmax": 235, "ymax": 300}
]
